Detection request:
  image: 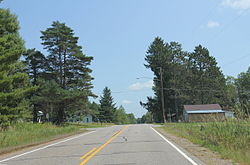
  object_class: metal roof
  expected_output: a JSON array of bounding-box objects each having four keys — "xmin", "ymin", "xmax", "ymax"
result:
[
  {"xmin": 186, "ymin": 110, "xmax": 224, "ymax": 114},
  {"xmin": 184, "ymin": 104, "xmax": 222, "ymax": 111}
]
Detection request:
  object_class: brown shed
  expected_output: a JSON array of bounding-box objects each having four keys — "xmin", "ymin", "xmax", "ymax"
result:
[{"xmin": 183, "ymin": 104, "xmax": 226, "ymax": 122}]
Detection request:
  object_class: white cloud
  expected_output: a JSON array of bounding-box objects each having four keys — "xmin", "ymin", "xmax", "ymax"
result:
[
  {"xmin": 222, "ymin": 0, "xmax": 250, "ymax": 10},
  {"xmin": 207, "ymin": 21, "xmax": 220, "ymax": 28},
  {"xmin": 128, "ymin": 80, "xmax": 154, "ymax": 91},
  {"xmin": 122, "ymin": 100, "xmax": 132, "ymax": 104}
]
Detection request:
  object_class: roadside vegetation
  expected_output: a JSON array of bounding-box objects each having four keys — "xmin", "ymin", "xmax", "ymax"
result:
[
  {"xmin": 67, "ymin": 122, "xmax": 114, "ymax": 128},
  {"xmin": 0, "ymin": 123, "xmax": 83, "ymax": 154},
  {"xmin": 159, "ymin": 120, "xmax": 250, "ymax": 165}
]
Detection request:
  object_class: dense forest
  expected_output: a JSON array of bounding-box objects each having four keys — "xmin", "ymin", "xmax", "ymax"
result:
[
  {"xmin": 0, "ymin": 8, "xmax": 135, "ymax": 129},
  {"xmin": 140, "ymin": 37, "xmax": 250, "ymax": 123}
]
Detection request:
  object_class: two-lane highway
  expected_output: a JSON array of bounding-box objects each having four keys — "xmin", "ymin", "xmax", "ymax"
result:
[{"xmin": 0, "ymin": 125, "xmax": 202, "ymax": 165}]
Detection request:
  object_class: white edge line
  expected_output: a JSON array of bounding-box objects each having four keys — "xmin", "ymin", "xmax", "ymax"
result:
[
  {"xmin": 150, "ymin": 127, "xmax": 198, "ymax": 165},
  {"xmin": 0, "ymin": 131, "xmax": 95, "ymax": 163}
]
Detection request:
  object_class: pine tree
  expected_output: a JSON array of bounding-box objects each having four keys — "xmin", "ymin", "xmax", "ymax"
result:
[
  {"xmin": 40, "ymin": 21, "xmax": 93, "ymax": 91},
  {"xmin": 67, "ymin": 52, "xmax": 94, "ymax": 92},
  {"xmin": 23, "ymin": 49, "xmax": 48, "ymax": 122},
  {"xmin": 99, "ymin": 87, "xmax": 116, "ymax": 123},
  {"xmin": 32, "ymin": 80, "xmax": 66, "ymax": 123},
  {"xmin": 143, "ymin": 38, "xmax": 227, "ymax": 122},
  {"xmin": 0, "ymin": 9, "xmax": 34, "ymax": 128},
  {"xmin": 40, "ymin": 21, "xmax": 94, "ymax": 124},
  {"xmin": 144, "ymin": 37, "xmax": 172, "ymax": 122},
  {"xmin": 188, "ymin": 45, "xmax": 225, "ymax": 104},
  {"xmin": 23, "ymin": 49, "xmax": 48, "ymax": 85}
]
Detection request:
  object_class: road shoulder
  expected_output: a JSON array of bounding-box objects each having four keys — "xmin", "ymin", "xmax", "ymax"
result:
[{"xmin": 155, "ymin": 127, "xmax": 236, "ymax": 165}]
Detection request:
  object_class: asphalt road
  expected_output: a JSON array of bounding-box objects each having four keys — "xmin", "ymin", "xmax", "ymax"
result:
[{"xmin": 0, "ymin": 124, "xmax": 203, "ymax": 165}]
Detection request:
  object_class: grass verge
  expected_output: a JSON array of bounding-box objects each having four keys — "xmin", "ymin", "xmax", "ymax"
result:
[
  {"xmin": 67, "ymin": 122, "xmax": 114, "ymax": 128},
  {"xmin": 0, "ymin": 122, "xmax": 85, "ymax": 154},
  {"xmin": 159, "ymin": 120, "xmax": 250, "ymax": 165}
]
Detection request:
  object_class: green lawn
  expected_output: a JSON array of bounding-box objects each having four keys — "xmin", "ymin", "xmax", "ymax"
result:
[{"xmin": 159, "ymin": 120, "xmax": 250, "ymax": 165}]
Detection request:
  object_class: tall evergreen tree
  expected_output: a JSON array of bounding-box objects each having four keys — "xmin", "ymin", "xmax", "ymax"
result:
[
  {"xmin": 144, "ymin": 37, "xmax": 187, "ymax": 121},
  {"xmin": 40, "ymin": 21, "xmax": 94, "ymax": 124},
  {"xmin": 23, "ymin": 49, "xmax": 48, "ymax": 85},
  {"xmin": 144, "ymin": 37, "xmax": 170, "ymax": 122},
  {"xmin": 188, "ymin": 45, "xmax": 225, "ymax": 105},
  {"xmin": 142, "ymin": 37, "xmax": 227, "ymax": 122},
  {"xmin": 0, "ymin": 9, "xmax": 34, "ymax": 128},
  {"xmin": 40, "ymin": 21, "xmax": 93, "ymax": 90},
  {"xmin": 23, "ymin": 49, "xmax": 49, "ymax": 122},
  {"xmin": 99, "ymin": 87, "xmax": 116, "ymax": 122}
]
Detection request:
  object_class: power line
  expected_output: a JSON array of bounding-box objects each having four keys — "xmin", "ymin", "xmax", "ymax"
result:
[
  {"xmin": 223, "ymin": 53, "xmax": 250, "ymax": 67},
  {"xmin": 191, "ymin": 0, "xmax": 221, "ymax": 41},
  {"xmin": 208, "ymin": 8, "xmax": 250, "ymax": 44},
  {"xmin": 161, "ymin": 87, "xmax": 225, "ymax": 92},
  {"xmin": 94, "ymin": 88, "xmax": 153, "ymax": 96}
]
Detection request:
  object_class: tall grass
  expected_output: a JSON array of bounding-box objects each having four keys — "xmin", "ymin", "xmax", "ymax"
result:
[
  {"xmin": 160, "ymin": 120, "xmax": 250, "ymax": 164},
  {"xmin": 0, "ymin": 122, "xmax": 82, "ymax": 153}
]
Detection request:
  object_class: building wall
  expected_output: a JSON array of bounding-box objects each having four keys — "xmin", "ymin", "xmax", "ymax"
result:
[
  {"xmin": 83, "ymin": 115, "xmax": 93, "ymax": 123},
  {"xmin": 67, "ymin": 114, "xmax": 93, "ymax": 123},
  {"xmin": 183, "ymin": 111, "xmax": 189, "ymax": 122},
  {"xmin": 188, "ymin": 113, "xmax": 226, "ymax": 122},
  {"xmin": 225, "ymin": 111, "xmax": 234, "ymax": 119}
]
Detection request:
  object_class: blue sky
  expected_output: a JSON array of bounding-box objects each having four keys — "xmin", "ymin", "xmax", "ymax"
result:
[{"xmin": 2, "ymin": 0, "xmax": 250, "ymax": 117}]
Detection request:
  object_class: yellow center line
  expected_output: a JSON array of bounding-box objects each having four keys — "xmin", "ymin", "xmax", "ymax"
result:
[
  {"xmin": 79, "ymin": 126, "xmax": 129, "ymax": 165},
  {"xmin": 80, "ymin": 147, "xmax": 97, "ymax": 160}
]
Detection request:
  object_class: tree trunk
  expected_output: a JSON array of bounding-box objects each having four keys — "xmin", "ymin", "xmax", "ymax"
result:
[
  {"xmin": 57, "ymin": 104, "xmax": 65, "ymax": 125},
  {"xmin": 63, "ymin": 51, "xmax": 67, "ymax": 89},
  {"xmin": 33, "ymin": 104, "xmax": 38, "ymax": 123},
  {"xmin": 58, "ymin": 49, "xmax": 63, "ymax": 87}
]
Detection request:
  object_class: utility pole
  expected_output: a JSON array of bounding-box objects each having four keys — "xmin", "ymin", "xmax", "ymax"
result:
[
  {"xmin": 159, "ymin": 67, "xmax": 168, "ymax": 123},
  {"xmin": 173, "ymin": 56, "xmax": 178, "ymax": 122}
]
